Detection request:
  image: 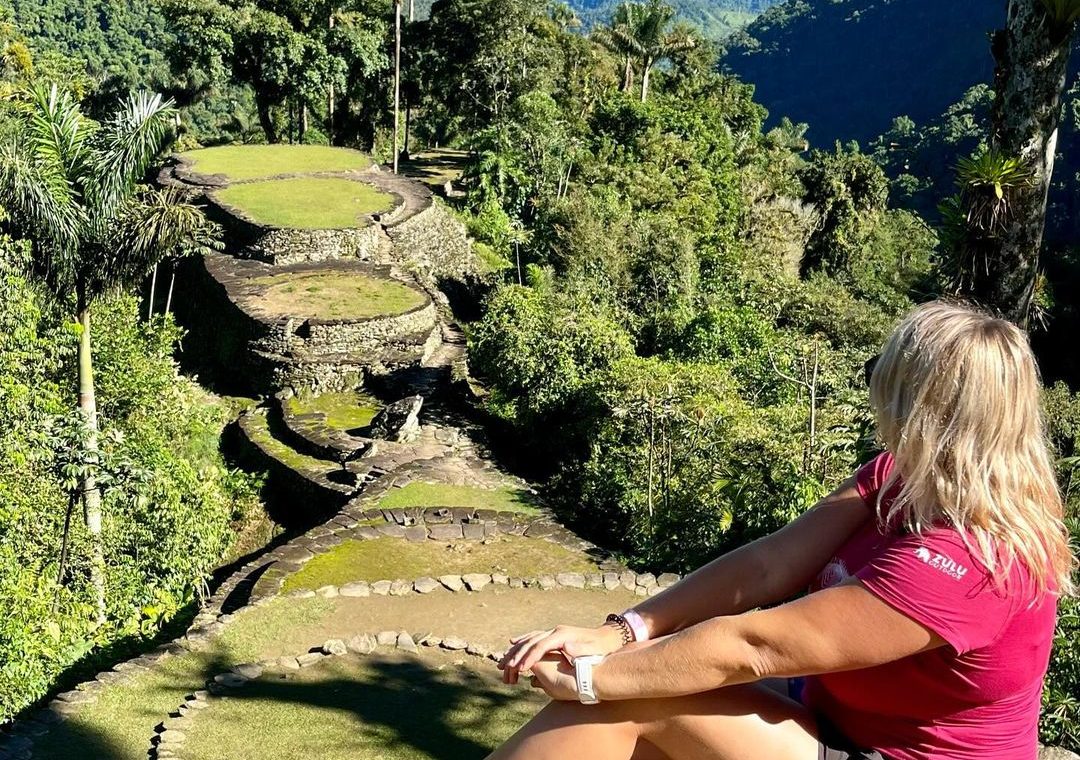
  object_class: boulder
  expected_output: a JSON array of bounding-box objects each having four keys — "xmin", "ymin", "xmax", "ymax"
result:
[{"xmin": 370, "ymin": 395, "xmax": 424, "ymax": 442}]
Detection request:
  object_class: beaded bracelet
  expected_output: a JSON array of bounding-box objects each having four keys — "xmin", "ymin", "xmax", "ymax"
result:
[{"xmin": 604, "ymin": 613, "xmax": 634, "ymax": 646}]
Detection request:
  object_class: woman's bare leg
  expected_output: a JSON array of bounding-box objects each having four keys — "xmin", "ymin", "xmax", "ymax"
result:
[{"xmin": 487, "ymin": 683, "xmax": 818, "ymax": 760}]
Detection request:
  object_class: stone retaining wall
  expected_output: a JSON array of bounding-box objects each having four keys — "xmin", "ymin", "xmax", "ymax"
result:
[
  {"xmin": 385, "ymin": 200, "xmax": 478, "ymax": 285},
  {"xmin": 182, "ymin": 254, "xmax": 439, "ymax": 395}
]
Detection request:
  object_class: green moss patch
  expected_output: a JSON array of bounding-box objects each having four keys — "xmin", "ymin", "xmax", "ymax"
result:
[
  {"xmin": 282, "ymin": 536, "xmax": 596, "ymax": 592},
  {"xmin": 378, "ymin": 482, "xmax": 541, "ymax": 515},
  {"xmin": 216, "ymin": 177, "xmax": 395, "ymax": 229},
  {"xmin": 286, "ymin": 391, "xmax": 381, "ymax": 432},
  {"xmin": 252, "ymin": 271, "xmax": 426, "ymax": 321},
  {"xmin": 179, "ymin": 145, "xmax": 372, "ymax": 181},
  {"xmin": 245, "ymin": 411, "xmax": 339, "ymax": 473},
  {"xmin": 182, "ymin": 649, "xmax": 543, "ymax": 760}
]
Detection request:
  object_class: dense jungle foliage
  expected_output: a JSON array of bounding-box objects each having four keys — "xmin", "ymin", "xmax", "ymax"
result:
[
  {"xmin": 0, "ymin": 15, "xmax": 262, "ymax": 721},
  {"xmin": 0, "ymin": 0, "xmax": 1077, "ymax": 750}
]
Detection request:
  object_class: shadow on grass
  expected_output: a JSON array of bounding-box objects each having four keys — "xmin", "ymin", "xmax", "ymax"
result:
[{"xmin": 193, "ymin": 653, "xmax": 536, "ymax": 759}]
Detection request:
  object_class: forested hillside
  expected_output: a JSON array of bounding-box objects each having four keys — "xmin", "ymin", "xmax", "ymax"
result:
[
  {"xmin": 569, "ymin": 0, "xmax": 775, "ymax": 37},
  {"xmin": 722, "ymin": 0, "xmax": 997, "ymax": 145},
  {"xmin": 0, "ymin": 0, "xmax": 1078, "ymax": 754}
]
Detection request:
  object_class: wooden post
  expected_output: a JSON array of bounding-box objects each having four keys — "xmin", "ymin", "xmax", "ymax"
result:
[{"xmin": 393, "ymin": 0, "xmax": 402, "ymax": 174}]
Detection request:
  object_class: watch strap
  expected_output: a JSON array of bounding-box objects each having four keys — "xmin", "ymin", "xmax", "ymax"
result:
[{"xmin": 574, "ymin": 654, "xmax": 604, "ymax": 704}]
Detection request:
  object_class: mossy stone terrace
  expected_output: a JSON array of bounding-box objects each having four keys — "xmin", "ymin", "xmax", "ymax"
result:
[
  {"xmin": 281, "ymin": 536, "xmax": 598, "ymax": 592},
  {"xmin": 215, "ymin": 177, "xmax": 396, "ymax": 230},
  {"xmin": 178, "ymin": 144, "xmax": 373, "ymax": 181},
  {"xmin": 286, "ymin": 391, "xmax": 382, "ymax": 432},
  {"xmin": 252, "ymin": 271, "xmax": 428, "ymax": 321},
  {"xmin": 377, "ymin": 482, "xmax": 543, "ymax": 516}
]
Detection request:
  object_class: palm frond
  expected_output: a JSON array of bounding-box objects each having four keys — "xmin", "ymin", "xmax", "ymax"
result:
[
  {"xmin": 89, "ymin": 91, "xmax": 177, "ymax": 222},
  {"xmin": 24, "ymin": 84, "xmax": 92, "ymax": 178},
  {"xmin": 1040, "ymin": 0, "xmax": 1080, "ymax": 28},
  {"xmin": 0, "ymin": 141, "xmax": 84, "ymax": 295},
  {"xmin": 91, "ymin": 187, "xmax": 220, "ymax": 293}
]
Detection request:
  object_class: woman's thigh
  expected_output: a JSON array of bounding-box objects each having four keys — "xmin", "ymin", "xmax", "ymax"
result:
[{"xmin": 495, "ymin": 683, "xmax": 819, "ymax": 760}]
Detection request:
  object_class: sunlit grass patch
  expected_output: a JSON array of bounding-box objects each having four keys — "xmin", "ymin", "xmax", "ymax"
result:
[
  {"xmin": 216, "ymin": 177, "xmax": 395, "ymax": 229},
  {"xmin": 179, "ymin": 145, "xmax": 372, "ymax": 181}
]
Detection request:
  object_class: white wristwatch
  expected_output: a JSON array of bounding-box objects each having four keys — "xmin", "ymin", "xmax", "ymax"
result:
[{"xmin": 573, "ymin": 655, "xmax": 605, "ymax": 704}]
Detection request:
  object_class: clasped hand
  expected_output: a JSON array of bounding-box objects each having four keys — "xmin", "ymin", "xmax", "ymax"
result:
[{"xmin": 497, "ymin": 625, "xmax": 622, "ymax": 700}]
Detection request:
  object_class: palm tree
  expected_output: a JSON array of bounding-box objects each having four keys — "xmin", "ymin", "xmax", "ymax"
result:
[
  {"xmin": 594, "ymin": 2, "xmax": 640, "ymax": 94},
  {"xmin": 0, "ymin": 84, "xmax": 217, "ymax": 623},
  {"xmin": 605, "ymin": 0, "xmax": 696, "ymax": 102}
]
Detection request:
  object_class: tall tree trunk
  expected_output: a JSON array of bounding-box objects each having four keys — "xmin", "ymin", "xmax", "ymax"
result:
[
  {"xmin": 404, "ymin": 101, "xmax": 412, "ymax": 158},
  {"xmin": 300, "ymin": 102, "xmax": 308, "ymax": 143},
  {"xmin": 622, "ymin": 55, "xmax": 634, "ymax": 92},
  {"xmin": 328, "ymin": 11, "xmax": 336, "ymax": 144},
  {"xmin": 393, "ymin": 0, "xmax": 402, "ymax": 174},
  {"xmin": 977, "ymin": 0, "xmax": 1074, "ymax": 323},
  {"xmin": 165, "ymin": 262, "xmax": 177, "ymax": 315},
  {"xmin": 640, "ymin": 58, "xmax": 653, "ymax": 102},
  {"xmin": 147, "ymin": 264, "xmax": 158, "ymax": 320},
  {"xmin": 409, "ymin": 0, "xmax": 414, "ymax": 22},
  {"xmin": 77, "ymin": 287, "xmax": 107, "ymax": 626},
  {"xmin": 256, "ymin": 97, "xmax": 278, "ymax": 143}
]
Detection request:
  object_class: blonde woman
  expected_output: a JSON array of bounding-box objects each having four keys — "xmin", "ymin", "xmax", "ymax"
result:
[{"xmin": 491, "ymin": 301, "xmax": 1074, "ymax": 760}]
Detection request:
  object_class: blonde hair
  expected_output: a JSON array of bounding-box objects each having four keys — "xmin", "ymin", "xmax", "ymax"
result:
[{"xmin": 869, "ymin": 300, "xmax": 1075, "ymax": 597}]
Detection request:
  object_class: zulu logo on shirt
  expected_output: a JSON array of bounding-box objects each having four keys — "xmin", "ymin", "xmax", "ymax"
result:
[{"xmin": 914, "ymin": 546, "xmax": 969, "ymax": 580}]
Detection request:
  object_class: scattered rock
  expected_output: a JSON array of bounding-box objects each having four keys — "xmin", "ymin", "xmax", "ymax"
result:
[
  {"xmin": 429, "ymin": 524, "xmax": 464, "ymax": 541},
  {"xmin": 413, "ymin": 577, "xmax": 440, "ymax": 593},
  {"xmin": 322, "ymin": 639, "xmax": 348, "ymax": 656},
  {"xmin": 465, "ymin": 642, "xmax": 489, "ymax": 658},
  {"xmin": 370, "ymin": 395, "xmax": 424, "ymax": 442},
  {"xmin": 657, "ymin": 573, "xmax": 681, "ymax": 588},
  {"xmin": 397, "ymin": 632, "xmax": 419, "ymax": 652},
  {"xmin": 296, "ymin": 652, "xmax": 324, "ymax": 667},
  {"xmin": 619, "ymin": 571, "xmax": 637, "ymax": 590},
  {"xmin": 537, "ymin": 574, "xmax": 557, "ymax": 590},
  {"xmin": 389, "ymin": 579, "xmax": 412, "ymax": 596},
  {"xmin": 347, "ymin": 634, "xmax": 377, "ymax": 654},
  {"xmin": 376, "ymin": 630, "xmax": 398, "ymax": 646},
  {"xmin": 439, "ymin": 575, "xmax": 465, "ymax": 592},
  {"xmin": 585, "ymin": 573, "xmax": 603, "ymax": 588},
  {"xmin": 556, "ymin": 572, "xmax": 586, "ymax": 589},
  {"xmin": 371, "ymin": 580, "xmax": 393, "ymax": 596},
  {"xmin": 602, "ymin": 572, "xmax": 621, "ymax": 591},
  {"xmin": 340, "ymin": 581, "xmax": 371, "ymax": 597},
  {"xmin": 213, "ymin": 673, "xmax": 247, "ymax": 688},
  {"xmin": 315, "ymin": 585, "xmax": 339, "ymax": 598},
  {"xmin": 462, "ymin": 573, "xmax": 492, "ymax": 591},
  {"xmin": 277, "ymin": 656, "xmax": 301, "ymax": 670},
  {"xmin": 232, "ymin": 663, "xmax": 263, "ymax": 680},
  {"xmin": 440, "ymin": 637, "xmax": 468, "ymax": 651},
  {"xmin": 492, "ymin": 573, "xmax": 510, "ymax": 585},
  {"xmin": 636, "ymin": 573, "xmax": 657, "ymax": 589}
]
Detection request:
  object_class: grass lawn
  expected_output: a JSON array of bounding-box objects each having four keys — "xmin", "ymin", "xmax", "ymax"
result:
[
  {"xmin": 179, "ymin": 144, "xmax": 372, "ymax": 181},
  {"xmin": 253, "ymin": 271, "xmax": 426, "ymax": 321},
  {"xmin": 216, "ymin": 177, "xmax": 395, "ymax": 229},
  {"xmin": 281, "ymin": 536, "xmax": 597, "ymax": 592},
  {"xmin": 378, "ymin": 482, "xmax": 541, "ymax": 515},
  {"xmin": 286, "ymin": 391, "xmax": 381, "ymax": 431},
  {"xmin": 181, "ymin": 649, "xmax": 543, "ymax": 760},
  {"xmin": 28, "ymin": 600, "xmax": 336, "ymax": 760}
]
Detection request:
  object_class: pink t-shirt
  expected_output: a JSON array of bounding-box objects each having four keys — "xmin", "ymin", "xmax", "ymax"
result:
[{"xmin": 803, "ymin": 452, "xmax": 1058, "ymax": 760}]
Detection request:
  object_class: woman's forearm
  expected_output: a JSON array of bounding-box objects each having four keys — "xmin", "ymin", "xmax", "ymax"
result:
[
  {"xmin": 593, "ymin": 617, "xmax": 761, "ymax": 700},
  {"xmin": 625, "ymin": 479, "xmax": 870, "ymax": 640},
  {"xmin": 627, "ymin": 540, "xmax": 777, "ymax": 640}
]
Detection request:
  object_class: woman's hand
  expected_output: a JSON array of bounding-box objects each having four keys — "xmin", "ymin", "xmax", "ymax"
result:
[
  {"xmin": 499, "ymin": 624, "xmax": 622, "ymax": 684},
  {"xmin": 527, "ymin": 653, "xmax": 578, "ymax": 701}
]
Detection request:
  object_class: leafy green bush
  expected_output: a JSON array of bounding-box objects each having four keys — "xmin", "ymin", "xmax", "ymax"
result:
[{"xmin": 0, "ymin": 253, "xmax": 260, "ymax": 720}]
